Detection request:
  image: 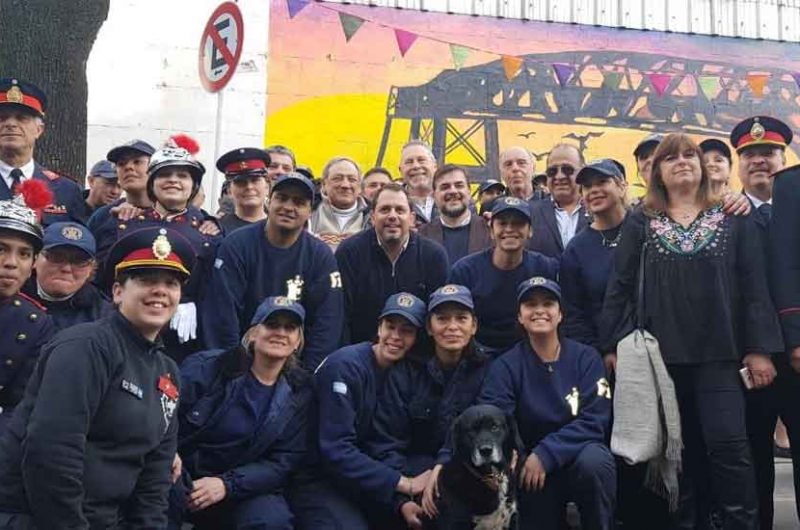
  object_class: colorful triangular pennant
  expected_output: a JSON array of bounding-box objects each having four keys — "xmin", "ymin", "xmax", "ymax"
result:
[
  {"xmin": 553, "ymin": 63, "xmax": 575, "ymax": 87},
  {"xmin": 394, "ymin": 29, "xmax": 418, "ymax": 57},
  {"xmin": 602, "ymin": 71, "xmax": 622, "ymax": 90},
  {"xmin": 502, "ymin": 56, "xmax": 524, "ymax": 82},
  {"xmin": 339, "ymin": 13, "xmax": 365, "ymax": 42},
  {"xmin": 746, "ymin": 73, "xmax": 770, "ymax": 97},
  {"xmin": 648, "ymin": 73, "xmax": 672, "ymax": 97},
  {"xmin": 450, "ymin": 44, "xmax": 470, "ymax": 70},
  {"xmin": 287, "ymin": 0, "xmax": 309, "ymax": 19},
  {"xmin": 698, "ymin": 76, "xmax": 719, "ymax": 100}
]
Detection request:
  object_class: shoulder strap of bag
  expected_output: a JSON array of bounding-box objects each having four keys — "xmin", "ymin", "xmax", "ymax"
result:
[{"xmin": 636, "ymin": 221, "xmax": 648, "ymax": 330}]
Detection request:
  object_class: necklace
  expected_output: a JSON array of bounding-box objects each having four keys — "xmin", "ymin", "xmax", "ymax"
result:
[{"xmin": 600, "ymin": 225, "xmax": 622, "ymax": 248}]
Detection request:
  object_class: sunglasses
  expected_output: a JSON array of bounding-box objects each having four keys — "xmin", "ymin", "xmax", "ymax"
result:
[
  {"xmin": 43, "ymin": 250, "xmax": 93, "ymax": 268},
  {"xmin": 545, "ymin": 164, "xmax": 577, "ymax": 179}
]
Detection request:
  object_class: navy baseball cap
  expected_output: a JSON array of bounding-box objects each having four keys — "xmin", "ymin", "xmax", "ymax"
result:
[
  {"xmin": 576, "ymin": 158, "xmax": 626, "ymax": 186},
  {"xmin": 479, "ymin": 179, "xmax": 506, "ymax": 195},
  {"xmin": 428, "ymin": 284, "xmax": 474, "ymax": 313},
  {"xmin": 517, "ymin": 276, "xmax": 562, "ymax": 304},
  {"xmin": 88, "ymin": 160, "xmax": 117, "ymax": 180},
  {"xmin": 379, "ymin": 292, "xmax": 426, "ymax": 328},
  {"xmin": 107, "ymin": 139, "xmax": 156, "ymax": 164},
  {"xmin": 272, "ymin": 172, "xmax": 315, "ymax": 201},
  {"xmin": 0, "ymin": 78, "xmax": 46, "ymax": 117},
  {"xmin": 42, "ymin": 222, "xmax": 96, "ymax": 258},
  {"xmin": 699, "ymin": 139, "xmax": 732, "ymax": 162},
  {"xmin": 491, "ymin": 196, "xmax": 531, "ymax": 222},
  {"xmin": 633, "ymin": 134, "xmax": 664, "ymax": 158},
  {"xmin": 250, "ymin": 296, "xmax": 306, "ymax": 326}
]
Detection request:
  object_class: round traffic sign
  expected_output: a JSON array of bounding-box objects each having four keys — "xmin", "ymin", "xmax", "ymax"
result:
[{"xmin": 198, "ymin": 2, "xmax": 245, "ymax": 93}]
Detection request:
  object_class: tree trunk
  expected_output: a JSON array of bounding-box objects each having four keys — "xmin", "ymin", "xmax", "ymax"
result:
[{"xmin": 0, "ymin": 0, "xmax": 110, "ymax": 184}]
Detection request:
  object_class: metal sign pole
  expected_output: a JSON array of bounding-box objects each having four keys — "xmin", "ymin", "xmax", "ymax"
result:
[{"xmin": 211, "ymin": 89, "xmax": 225, "ymax": 212}]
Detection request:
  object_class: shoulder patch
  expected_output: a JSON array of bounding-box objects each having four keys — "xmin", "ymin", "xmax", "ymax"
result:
[
  {"xmin": 214, "ymin": 258, "xmax": 224, "ymax": 269},
  {"xmin": 16, "ymin": 292, "xmax": 47, "ymax": 312},
  {"xmin": 41, "ymin": 169, "xmax": 60, "ymax": 181},
  {"xmin": 332, "ymin": 381, "xmax": 348, "ymax": 395}
]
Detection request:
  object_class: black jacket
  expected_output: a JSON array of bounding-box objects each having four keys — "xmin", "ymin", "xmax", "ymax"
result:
[
  {"xmin": 22, "ymin": 278, "xmax": 113, "ymax": 332},
  {"xmin": 528, "ymin": 198, "xmax": 590, "ymax": 258},
  {"xmin": 0, "ymin": 312, "xmax": 180, "ymax": 529}
]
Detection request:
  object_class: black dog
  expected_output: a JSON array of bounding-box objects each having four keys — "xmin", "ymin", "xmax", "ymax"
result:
[{"xmin": 431, "ymin": 404, "xmax": 520, "ymax": 530}]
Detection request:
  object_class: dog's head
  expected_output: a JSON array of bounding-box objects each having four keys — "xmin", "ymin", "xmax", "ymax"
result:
[{"xmin": 452, "ymin": 404, "xmax": 520, "ymax": 473}]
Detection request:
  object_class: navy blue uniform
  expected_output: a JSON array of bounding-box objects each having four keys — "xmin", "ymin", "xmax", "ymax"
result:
[
  {"xmin": 0, "ymin": 293, "xmax": 54, "ymax": 432},
  {"xmin": 0, "ymin": 164, "xmax": 84, "ymax": 227},
  {"xmin": 170, "ymin": 348, "xmax": 312, "ymax": 529},
  {"xmin": 370, "ymin": 352, "xmax": 491, "ymax": 472},
  {"xmin": 0, "ymin": 311, "xmax": 180, "ymax": 529},
  {"xmin": 335, "ymin": 230, "xmax": 448, "ymax": 344},
  {"xmin": 560, "ymin": 226, "xmax": 617, "ymax": 349},
  {"xmin": 202, "ymin": 221, "xmax": 343, "ymax": 371},
  {"xmin": 86, "ymin": 197, "xmax": 124, "ymax": 270},
  {"xmin": 22, "ymin": 278, "xmax": 112, "ymax": 332},
  {"xmin": 315, "ymin": 342, "xmax": 401, "ymax": 507},
  {"xmin": 479, "ymin": 338, "xmax": 615, "ymax": 530},
  {"xmin": 449, "ymin": 249, "xmax": 559, "ymax": 352}
]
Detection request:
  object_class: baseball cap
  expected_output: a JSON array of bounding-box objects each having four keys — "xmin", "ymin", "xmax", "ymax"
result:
[
  {"xmin": 107, "ymin": 140, "xmax": 156, "ymax": 164},
  {"xmin": 272, "ymin": 172, "xmax": 315, "ymax": 201},
  {"xmin": 42, "ymin": 222, "xmax": 96, "ymax": 258},
  {"xmin": 517, "ymin": 276, "xmax": 562, "ymax": 304},
  {"xmin": 576, "ymin": 158, "xmax": 626, "ymax": 186},
  {"xmin": 379, "ymin": 292, "xmax": 426, "ymax": 328},
  {"xmin": 491, "ymin": 196, "xmax": 531, "ymax": 222},
  {"xmin": 88, "ymin": 160, "xmax": 117, "ymax": 180},
  {"xmin": 479, "ymin": 179, "xmax": 506, "ymax": 195},
  {"xmin": 250, "ymin": 296, "xmax": 306, "ymax": 326},
  {"xmin": 633, "ymin": 134, "xmax": 664, "ymax": 159},
  {"xmin": 428, "ymin": 284, "xmax": 475, "ymax": 313}
]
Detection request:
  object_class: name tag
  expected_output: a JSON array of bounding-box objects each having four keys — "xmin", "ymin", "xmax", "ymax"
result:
[{"xmin": 121, "ymin": 379, "xmax": 143, "ymax": 399}]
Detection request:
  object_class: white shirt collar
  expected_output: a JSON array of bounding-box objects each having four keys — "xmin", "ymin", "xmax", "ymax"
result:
[
  {"xmin": 0, "ymin": 158, "xmax": 35, "ymax": 182},
  {"xmin": 745, "ymin": 192, "xmax": 771, "ymax": 209}
]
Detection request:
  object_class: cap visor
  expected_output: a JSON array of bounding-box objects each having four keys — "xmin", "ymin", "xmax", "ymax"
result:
[{"xmin": 379, "ymin": 309, "xmax": 422, "ymax": 328}]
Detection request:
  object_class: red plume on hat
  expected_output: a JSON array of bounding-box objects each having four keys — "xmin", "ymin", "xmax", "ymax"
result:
[
  {"xmin": 169, "ymin": 134, "xmax": 200, "ymax": 155},
  {"xmin": 15, "ymin": 179, "xmax": 53, "ymax": 220}
]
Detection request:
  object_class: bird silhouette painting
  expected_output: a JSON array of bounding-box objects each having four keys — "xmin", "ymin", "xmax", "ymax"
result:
[
  {"xmin": 562, "ymin": 132, "xmax": 604, "ymax": 154},
  {"xmin": 530, "ymin": 150, "xmax": 550, "ymax": 162},
  {"xmin": 517, "ymin": 131, "xmax": 537, "ymax": 139}
]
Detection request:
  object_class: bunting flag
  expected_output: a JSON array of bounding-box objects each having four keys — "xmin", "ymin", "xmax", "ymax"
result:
[
  {"xmin": 339, "ymin": 13, "xmax": 365, "ymax": 42},
  {"xmin": 287, "ymin": 0, "xmax": 309, "ymax": 19},
  {"xmin": 746, "ymin": 73, "xmax": 770, "ymax": 97},
  {"xmin": 553, "ymin": 63, "xmax": 575, "ymax": 87},
  {"xmin": 698, "ymin": 76, "xmax": 719, "ymax": 100},
  {"xmin": 502, "ymin": 55, "xmax": 524, "ymax": 81},
  {"xmin": 648, "ymin": 73, "xmax": 672, "ymax": 97},
  {"xmin": 602, "ymin": 71, "xmax": 622, "ymax": 90},
  {"xmin": 450, "ymin": 44, "xmax": 470, "ymax": 70},
  {"xmin": 394, "ymin": 29, "xmax": 418, "ymax": 57}
]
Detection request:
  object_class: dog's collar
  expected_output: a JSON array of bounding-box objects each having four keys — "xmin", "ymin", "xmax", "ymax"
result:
[{"xmin": 460, "ymin": 461, "xmax": 504, "ymax": 492}]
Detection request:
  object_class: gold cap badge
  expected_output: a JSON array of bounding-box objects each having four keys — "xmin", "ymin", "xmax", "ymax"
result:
[
  {"xmin": 152, "ymin": 234, "xmax": 172, "ymax": 261},
  {"xmin": 6, "ymin": 86, "xmax": 23, "ymax": 104},
  {"xmin": 751, "ymin": 120, "xmax": 765, "ymax": 141}
]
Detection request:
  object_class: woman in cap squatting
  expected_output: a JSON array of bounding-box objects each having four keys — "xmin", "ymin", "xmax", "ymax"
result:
[
  {"xmin": 0, "ymin": 226, "xmax": 195, "ymax": 529},
  {"xmin": 479, "ymin": 277, "xmax": 615, "ymax": 530},
  {"xmin": 168, "ymin": 296, "xmax": 313, "ymax": 530},
  {"xmin": 289, "ymin": 292, "xmax": 428, "ymax": 530}
]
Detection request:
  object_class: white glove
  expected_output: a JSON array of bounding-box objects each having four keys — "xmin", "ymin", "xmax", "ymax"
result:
[{"xmin": 170, "ymin": 302, "xmax": 197, "ymax": 343}]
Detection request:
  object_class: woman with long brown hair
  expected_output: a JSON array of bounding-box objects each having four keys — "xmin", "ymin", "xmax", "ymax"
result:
[{"xmin": 602, "ymin": 133, "xmax": 783, "ymax": 529}]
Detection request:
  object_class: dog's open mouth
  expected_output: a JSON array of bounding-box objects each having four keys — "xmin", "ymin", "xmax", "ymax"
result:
[{"xmin": 480, "ymin": 469, "xmax": 504, "ymax": 491}]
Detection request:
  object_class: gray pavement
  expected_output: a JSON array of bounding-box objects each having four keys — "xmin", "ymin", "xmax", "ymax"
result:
[{"xmin": 775, "ymin": 458, "xmax": 796, "ymax": 530}]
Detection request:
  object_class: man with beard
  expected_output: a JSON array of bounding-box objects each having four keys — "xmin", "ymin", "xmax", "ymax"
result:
[
  {"xmin": 335, "ymin": 183, "xmax": 448, "ymax": 343},
  {"xmin": 730, "ymin": 116, "xmax": 800, "ymax": 530},
  {"xmin": 310, "ymin": 157, "xmax": 369, "ymax": 251},
  {"xmin": 399, "ymin": 140, "xmax": 438, "ymax": 225},
  {"xmin": 202, "ymin": 173, "xmax": 343, "ymax": 371},
  {"xmin": 419, "ymin": 164, "xmax": 491, "ymax": 263},
  {"xmin": 529, "ymin": 143, "xmax": 590, "ymax": 258},
  {"xmin": 499, "ymin": 146, "xmax": 536, "ymax": 201},
  {"xmin": 0, "ymin": 78, "xmax": 84, "ymax": 226}
]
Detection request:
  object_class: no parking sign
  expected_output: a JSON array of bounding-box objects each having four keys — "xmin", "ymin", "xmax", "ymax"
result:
[{"xmin": 198, "ymin": 2, "xmax": 244, "ymax": 93}]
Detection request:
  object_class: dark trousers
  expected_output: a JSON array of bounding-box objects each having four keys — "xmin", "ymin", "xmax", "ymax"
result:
[
  {"xmin": 615, "ymin": 461, "xmax": 670, "ymax": 530},
  {"xmin": 668, "ymin": 362, "xmax": 758, "ymax": 530},
  {"xmin": 746, "ymin": 354, "xmax": 800, "ymax": 529},
  {"xmin": 0, "ymin": 513, "xmax": 34, "ymax": 530},
  {"xmin": 517, "ymin": 442, "xmax": 616, "ymax": 530}
]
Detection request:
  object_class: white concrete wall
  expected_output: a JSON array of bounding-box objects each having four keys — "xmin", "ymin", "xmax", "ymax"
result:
[{"xmin": 86, "ymin": 0, "xmax": 270, "ymax": 211}]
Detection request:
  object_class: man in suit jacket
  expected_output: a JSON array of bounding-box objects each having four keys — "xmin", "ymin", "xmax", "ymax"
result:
[
  {"xmin": 529, "ymin": 143, "xmax": 589, "ymax": 258},
  {"xmin": 732, "ymin": 115, "xmax": 800, "ymax": 530},
  {"xmin": 419, "ymin": 164, "xmax": 491, "ymax": 264},
  {"xmin": 0, "ymin": 78, "xmax": 83, "ymax": 227}
]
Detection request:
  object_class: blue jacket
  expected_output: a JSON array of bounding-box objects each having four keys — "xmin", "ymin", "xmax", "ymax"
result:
[
  {"xmin": 22, "ymin": 278, "xmax": 112, "ymax": 332},
  {"xmin": 478, "ymin": 338, "xmax": 611, "ymax": 473},
  {"xmin": 0, "ymin": 292, "xmax": 55, "ymax": 431},
  {"xmin": 201, "ymin": 221, "xmax": 343, "ymax": 371},
  {"xmin": 560, "ymin": 227, "xmax": 616, "ymax": 350},
  {"xmin": 314, "ymin": 342, "xmax": 401, "ymax": 506},
  {"xmin": 369, "ymin": 350, "xmax": 491, "ymax": 472},
  {"xmin": 335, "ymin": 229, "xmax": 449, "ymax": 344},
  {"xmin": 528, "ymin": 199, "xmax": 590, "ymax": 258},
  {"xmin": 0, "ymin": 164, "xmax": 85, "ymax": 227},
  {"xmin": 449, "ymin": 248, "xmax": 559, "ymax": 352},
  {"xmin": 178, "ymin": 349, "xmax": 313, "ymax": 501}
]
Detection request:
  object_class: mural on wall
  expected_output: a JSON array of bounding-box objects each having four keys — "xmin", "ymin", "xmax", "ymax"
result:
[{"xmin": 266, "ymin": 0, "xmax": 800, "ymax": 190}]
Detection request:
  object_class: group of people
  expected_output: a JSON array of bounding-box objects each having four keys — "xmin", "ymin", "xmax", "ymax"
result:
[{"xmin": 0, "ymin": 75, "xmax": 799, "ymax": 530}]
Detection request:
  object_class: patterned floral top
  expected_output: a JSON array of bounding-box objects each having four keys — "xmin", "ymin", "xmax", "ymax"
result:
[{"xmin": 601, "ymin": 208, "xmax": 783, "ymax": 364}]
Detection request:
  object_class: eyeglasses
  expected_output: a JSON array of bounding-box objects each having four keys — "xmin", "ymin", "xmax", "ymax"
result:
[
  {"xmin": 42, "ymin": 250, "xmax": 93, "ymax": 268},
  {"xmin": 545, "ymin": 164, "xmax": 576, "ymax": 179}
]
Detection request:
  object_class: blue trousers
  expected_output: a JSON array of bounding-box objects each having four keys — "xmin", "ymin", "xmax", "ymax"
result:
[{"xmin": 517, "ymin": 442, "xmax": 616, "ymax": 530}]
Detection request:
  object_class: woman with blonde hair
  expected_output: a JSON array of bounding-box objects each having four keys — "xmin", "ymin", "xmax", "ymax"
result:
[
  {"xmin": 168, "ymin": 296, "xmax": 313, "ymax": 530},
  {"xmin": 602, "ymin": 133, "xmax": 783, "ymax": 529}
]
